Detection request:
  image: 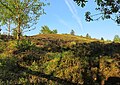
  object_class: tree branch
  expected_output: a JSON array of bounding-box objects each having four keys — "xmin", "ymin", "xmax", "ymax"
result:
[{"xmin": 0, "ymin": 1, "xmax": 15, "ymax": 15}]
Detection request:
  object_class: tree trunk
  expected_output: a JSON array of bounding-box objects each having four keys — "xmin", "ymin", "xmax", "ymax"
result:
[
  {"xmin": 8, "ymin": 19, "xmax": 10, "ymax": 36},
  {"xmin": 16, "ymin": 0, "xmax": 21, "ymax": 40},
  {"xmin": 17, "ymin": 14, "xmax": 21, "ymax": 40}
]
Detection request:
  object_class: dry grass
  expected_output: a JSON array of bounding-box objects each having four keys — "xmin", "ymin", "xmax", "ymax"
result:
[{"xmin": 31, "ymin": 34, "xmax": 99, "ymax": 43}]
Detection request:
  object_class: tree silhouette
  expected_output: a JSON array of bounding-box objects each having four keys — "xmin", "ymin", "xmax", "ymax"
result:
[
  {"xmin": 70, "ymin": 29, "xmax": 75, "ymax": 35},
  {"xmin": 73, "ymin": 0, "xmax": 120, "ymax": 25},
  {"xmin": 113, "ymin": 35, "xmax": 120, "ymax": 42}
]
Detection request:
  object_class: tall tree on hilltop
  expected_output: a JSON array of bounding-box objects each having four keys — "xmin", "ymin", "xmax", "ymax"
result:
[
  {"xmin": 70, "ymin": 29, "xmax": 75, "ymax": 35},
  {"xmin": 113, "ymin": 35, "xmax": 120, "ymax": 42},
  {"xmin": 86, "ymin": 33, "xmax": 91, "ymax": 38},
  {"xmin": 52, "ymin": 29, "xmax": 58, "ymax": 34},
  {"xmin": 40, "ymin": 25, "xmax": 51, "ymax": 34},
  {"xmin": 73, "ymin": 0, "xmax": 120, "ymax": 25},
  {"xmin": 40, "ymin": 25, "xmax": 58, "ymax": 34},
  {"xmin": 0, "ymin": 0, "xmax": 46, "ymax": 39},
  {"xmin": 101, "ymin": 37, "xmax": 104, "ymax": 41}
]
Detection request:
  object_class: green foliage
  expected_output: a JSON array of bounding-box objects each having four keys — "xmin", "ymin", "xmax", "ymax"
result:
[
  {"xmin": 0, "ymin": 28, "xmax": 1, "ymax": 32},
  {"xmin": 70, "ymin": 29, "xmax": 75, "ymax": 35},
  {"xmin": 101, "ymin": 37, "xmax": 104, "ymax": 41},
  {"xmin": 73, "ymin": 0, "xmax": 120, "ymax": 24},
  {"xmin": 0, "ymin": 0, "xmax": 46, "ymax": 39},
  {"xmin": 12, "ymin": 28, "xmax": 22, "ymax": 39},
  {"xmin": 0, "ymin": 41, "xmax": 6, "ymax": 53},
  {"xmin": 18, "ymin": 77, "xmax": 28, "ymax": 84},
  {"xmin": 40, "ymin": 25, "xmax": 58, "ymax": 34},
  {"xmin": 0, "ymin": 34, "xmax": 120, "ymax": 84},
  {"xmin": 39, "ymin": 52, "xmax": 83, "ymax": 84},
  {"xmin": 113, "ymin": 35, "xmax": 120, "ymax": 43},
  {"xmin": 52, "ymin": 29, "xmax": 58, "ymax": 34},
  {"xmin": 0, "ymin": 57, "xmax": 20, "ymax": 84},
  {"xmin": 15, "ymin": 39, "xmax": 35, "ymax": 52},
  {"xmin": 100, "ymin": 56, "xmax": 120, "ymax": 80},
  {"xmin": 86, "ymin": 33, "xmax": 91, "ymax": 38},
  {"xmin": 73, "ymin": 0, "xmax": 87, "ymax": 7},
  {"xmin": 29, "ymin": 61, "xmax": 39, "ymax": 71}
]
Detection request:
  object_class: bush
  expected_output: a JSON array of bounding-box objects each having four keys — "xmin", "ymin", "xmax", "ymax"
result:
[
  {"xmin": 15, "ymin": 39, "xmax": 35, "ymax": 52},
  {"xmin": 0, "ymin": 41, "xmax": 6, "ymax": 53}
]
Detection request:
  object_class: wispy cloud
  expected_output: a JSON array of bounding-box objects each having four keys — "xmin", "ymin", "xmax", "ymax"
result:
[
  {"xmin": 64, "ymin": 0, "xmax": 83, "ymax": 31},
  {"xmin": 55, "ymin": 14, "xmax": 71, "ymax": 29},
  {"xmin": 59, "ymin": 19, "xmax": 71, "ymax": 29}
]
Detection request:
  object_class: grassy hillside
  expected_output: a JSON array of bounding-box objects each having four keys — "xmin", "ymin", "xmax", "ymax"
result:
[
  {"xmin": 0, "ymin": 34, "xmax": 120, "ymax": 85},
  {"xmin": 31, "ymin": 34, "xmax": 98, "ymax": 41}
]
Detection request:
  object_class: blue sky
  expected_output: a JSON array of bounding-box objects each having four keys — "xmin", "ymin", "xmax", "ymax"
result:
[{"xmin": 2, "ymin": 0, "xmax": 120, "ymax": 40}]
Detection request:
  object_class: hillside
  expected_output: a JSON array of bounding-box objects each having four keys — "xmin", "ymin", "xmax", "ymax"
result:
[
  {"xmin": 31, "ymin": 34, "xmax": 98, "ymax": 42},
  {"xmin": 0, "ymin": 34, "xmax": 120, "ymax": 85}
]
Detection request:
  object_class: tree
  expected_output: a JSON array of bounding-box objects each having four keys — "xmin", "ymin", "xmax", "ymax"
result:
[
  {"xmin": 0, "ymin": 19, "xmax": 12, "ymax": 36},
  {"xmin": 40, "ymin": 25, "xmax": 57, "ymax": 34},
  {"xmin": 0, "ymin": 28, "xmax": 1, "ymax": 34},
  {"xmin": 12, "ymin": 28, "xmax": 22, "ymax": 39},
  {"xmin": 40, "ymin": 26, "xmax": 51, "ymax": 34},
  {"xmin": 52, "ymin": 29, "xmax": 58, "ymax": 34},
  {"xmin": 0, "ymin": 0, "xmax": 46, "ymax": 39},
  {"xmin": 86, "ymin": 33, "xmax": 91, "ymax": 38},
  {"xmin": 73, "ymin": 0, "xmax": 120, "ymax": 25},
  {"xmin": 70, "ymin": 29, "xmax": 75, "ymax": 35},
  {"xmin": 0, "ymin": 2, "xmax": 13, "ymax": 36},
  {"xmin": 101, "ymin": 37, "xmax": 104, "ymax": 41},
  {"xmin": 113, "ymin": 35, "xmax": 120, "ymax": 42}
]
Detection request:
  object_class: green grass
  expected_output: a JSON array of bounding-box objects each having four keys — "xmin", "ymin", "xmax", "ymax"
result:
[{"xmin": 0, "ymin": 34, "xmax": 119, "ymax": 84}]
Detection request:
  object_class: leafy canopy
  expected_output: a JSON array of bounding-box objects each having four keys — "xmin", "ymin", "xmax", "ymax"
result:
[
  {"xmin": 0, "ymin": 0, "xmax": 46, "ymax": 39},
  {"xmin": 73, "ymin": 0, "xmax": 120, "ymax": 25},
  {"xmin": 0, "ymin": 0, "xmax": 45, "ymax": 27},
  {"xmin": 40, "ymin": 25, "xmax": 58, "ymax": 34},
  {"xmin": 70, "ymin": 29, "xmax": 75, "ymax": 35},
  {"xmin": 113, "ymin": 35, "xmax": 120, "ymax": 42}
]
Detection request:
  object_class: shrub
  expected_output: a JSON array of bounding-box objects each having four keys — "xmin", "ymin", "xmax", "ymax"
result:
[
  {"xmin": 0, "ymin": 41, "xmax": 6, "ymax": 53},
  {"xmin": 15, "ymin": 39, "xmax": 35, "ymax": 52}
]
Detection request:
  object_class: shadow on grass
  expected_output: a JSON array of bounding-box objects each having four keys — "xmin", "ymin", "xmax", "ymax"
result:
[
  {"xmin": 0, "ymin": 58, "xmax": 80, "ymax": 85},
  {"xmin": 0, "ymin": 41, "xmax": 120, "ymax": 84},
  {"xmin": 104, "ymin": 77, "xmax": 120, "ymax": 85}
]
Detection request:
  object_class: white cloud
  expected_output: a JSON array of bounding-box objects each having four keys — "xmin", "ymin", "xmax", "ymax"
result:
[
  {"xmin": 59, "ymin": 19, "xmax": 71, "ymax": 29},
  {"xmin": 55, "ymin": 14, "xmax": 71, "ymax": 29},
  {"xmin": 64, "ymin": 0, "xmax": 83, "ymax": 31}
]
